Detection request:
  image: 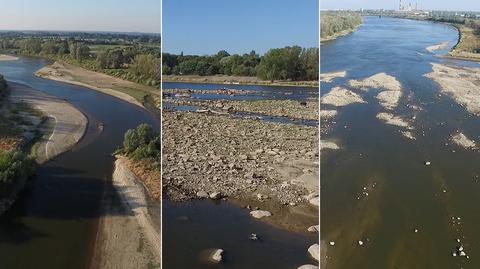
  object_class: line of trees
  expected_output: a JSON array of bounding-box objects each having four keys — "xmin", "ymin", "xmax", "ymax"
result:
[
  {"xmin": 320, "ymin": 11, "xmax": 362, "ymax": 39},
  {"xmin": 0, "ymin": 34, "xmax": 161, "ymax": 87},
  {"xmin": 0, "ymin": 150, "xmax": 35, "ymax": 199},
  {"xmin": 121, "ymin": 124, "xmax": 160, "ymax": 168},
  {"xmin": 162, "ymin": 46, "xmax": 318, "ymax": 81}
]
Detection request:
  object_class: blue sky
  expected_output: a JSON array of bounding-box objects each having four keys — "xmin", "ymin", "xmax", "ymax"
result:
[
  {"xmin": 321, "ymin": 0, "xmax": 480, "ymax": 11},
  {"xmin": 0, "ymin": 0, "xmax": 160, "ymax": 33},
  {"xmin": 163, "ymin": 0, "xmax": 319, "ymax": 55}
]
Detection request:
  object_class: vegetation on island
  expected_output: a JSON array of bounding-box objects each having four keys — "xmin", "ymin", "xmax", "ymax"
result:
[
  {"xmin": 162, "ymin": 46, "xmax": 319, "ymax": 81},
  {"xmin": 0, "ymin": 32, "xmax": 161, "ymax": 87},
  {"xmin": 321, "ymin": 11, "xmax": 362, "ymax": 41}
]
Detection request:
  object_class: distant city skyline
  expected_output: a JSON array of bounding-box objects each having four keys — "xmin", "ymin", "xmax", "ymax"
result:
[
  {"xmin": 0, "ymin": 0, "xmax": 160, "ymax": 33},
  {"xmin": 321, "ymin": 0, "xmax": 480, "ymax": 11},
  {"xmin": 163, "ymin": 0, "xmax": 319, "ymax": 55}
]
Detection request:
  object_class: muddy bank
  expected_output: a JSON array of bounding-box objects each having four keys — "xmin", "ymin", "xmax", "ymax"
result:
[
  {"xmin": 35, "ymin": 61, "xmax": 158, "ymax": 109},
  {"xmin": 92, "ymin": 157, "xmax": 160, "ymax": 269},
  {"xmin": 163, "ymin": 110, "xmax": 318, "ymax": 232},
  {"xmin": 320, "ymin": 71, "xmax": 346, "ymax": 83},
  {"xmin": 426, "ymin": 41, "xmax": 449, "ymax": 53},
  {"xmin": 9, "ymin": 82, "xmax": 87, "ymax": 163},
  {"xmin": 0, "ymin": 55, "xmax": 19, "ymax": 61},
  {"xmin": 167, "ymin": 98, "xmax": 318, "ymax": 121},
  {"xmin": 425, "ymin": 63, "xmax": 480, "ymax": 115}
]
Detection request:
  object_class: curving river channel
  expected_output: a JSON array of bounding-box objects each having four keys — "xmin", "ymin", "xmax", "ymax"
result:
[
  {"xmin": 0, "ymin": 57, "xmax": 159, "ymax": 268},
  {"xmin": 322, "ymin": 17, "xmax": 480, "ymax": 268}
]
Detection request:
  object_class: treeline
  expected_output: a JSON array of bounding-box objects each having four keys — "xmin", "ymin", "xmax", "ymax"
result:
[
  {"xmin": 0, "ymin": 35, "xmax": 161, "ymax": 87},
  {"xmin": 321, "ymin": 11, "xmax": 362, "ymax": 39},
  {"xmin": 162, "ymin": 46, "xmax": 318, "ymax": 81}
]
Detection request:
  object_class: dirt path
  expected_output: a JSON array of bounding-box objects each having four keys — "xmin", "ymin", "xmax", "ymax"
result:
[
  {"xmin": 8, "ymin": 82, "xmax": 87, "ymax": 163},
  {"xmin": 93, "ymin": 156, "xmax": 160, "ymax": 268},
  {"xmin": 35, "ymin": 61, "xmax": 154, "ymax": 109}
]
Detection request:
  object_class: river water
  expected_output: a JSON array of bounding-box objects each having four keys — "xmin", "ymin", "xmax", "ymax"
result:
[
  {"xmin": 0, "ymin": 57, "xmax": 159, "ymax": 268},
  {"xmin": 162, "ymin": 81, "xmax": 319, "ymax": 268},
  {"xmin": 322, "ymin": 16, "xmax": 480, "ymax": 268}
]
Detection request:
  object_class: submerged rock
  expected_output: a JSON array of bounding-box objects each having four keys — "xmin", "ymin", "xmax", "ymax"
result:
[
  {"xmin": 250, "ymin": 210, "xmax": 272, "ymax": 219},
  {"xmin": 308, "ymin": 244, "xmax": 319, "ymax": 261},
  {"xmin": 209, "ymin": 248, "xmax": 224, "ymax": 263}
]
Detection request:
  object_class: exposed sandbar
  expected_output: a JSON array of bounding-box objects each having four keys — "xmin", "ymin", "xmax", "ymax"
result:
[{"xmin": 321, "ymin": 87, "xmax": 366, "ymax": 107}]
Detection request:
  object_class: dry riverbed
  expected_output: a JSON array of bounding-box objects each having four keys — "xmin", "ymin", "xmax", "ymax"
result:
[
  {"xmin": 163, "ymin": 110, "xmax": 318, "ymax": 232},
  {"xmin": 167, "ymin": 97, "xmax": 318, "ymax": 121},
  {"xmin": 35, "ymin": 61, "xmax": 160, "ymax": 109}
]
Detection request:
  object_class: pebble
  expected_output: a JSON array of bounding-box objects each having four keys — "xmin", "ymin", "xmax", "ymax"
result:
[
  {"xmin": 308, "ymin": 225, "xmax": 319, "ymax": 233},
  {"xmin": 425, "ymin": 161, "xmax": 431, "ymax": 166},
  {"xmin": 329, "ymin": 241, "xmax": 335, "ymax": 246},
  {"xmin": 210, "ymin": 249, "xmax": 224, "ymax": 263},
  {"xmin": 358, "ymin": 240, "xmax": 364, "ymax": 246},
  {"xmin": 209, "ymin": 192, "xmax": 222, "ymax": 200},
  {"xmin": 249, "ymin": 210, "xmax": 272, "ymax": 219},
  {"xmin": 196, "ymin": 190, "xmax": 209, "ymax": 198}
]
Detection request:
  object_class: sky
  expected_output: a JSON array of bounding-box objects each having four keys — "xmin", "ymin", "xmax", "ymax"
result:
[
  {"xmin": 163, "ymin": 0, "xmax": 319, "ymax": 55},
  {"xmin": 321, "ymin": 0, "xmax": 480, "ymax": 11},
  {"xmin": 0, "ymin": 0, "xmax": 160, "ymax": 33}
]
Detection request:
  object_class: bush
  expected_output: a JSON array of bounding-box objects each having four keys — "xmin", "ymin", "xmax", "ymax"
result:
[
  {"xmin": 0, "ymin": 150, "xmax": 35, "ymax": 197},
  {"xmin": 122, "ymin": 124, "xmax": 160, "ymax": 162}
]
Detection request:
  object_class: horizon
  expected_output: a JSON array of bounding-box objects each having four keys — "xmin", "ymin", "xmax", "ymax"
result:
[{"xmin": 0, "ymin": 0, "xmax": 160, "ymax": 34}]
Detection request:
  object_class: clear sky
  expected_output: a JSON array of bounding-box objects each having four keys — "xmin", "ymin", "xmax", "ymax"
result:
[
  {"xmin": 163, "ymin": 0, "xmax": 319, "ymax": 55},
  {"xmin": 0, "ymin": 0, "xmax": 160, "ymax": 33},
  {"xmin": 321, "ymin": 0, "xmax": 480, "ymax": 11}
]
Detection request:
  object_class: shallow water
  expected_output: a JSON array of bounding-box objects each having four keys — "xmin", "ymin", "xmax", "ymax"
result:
[
  {"xmin": 321, "ymin": 16, "xmax": 480, "ymax": 268},
  {"xmin": 163, "ymin": 200, "xmax": 318, "ymax": 269},
  {"xmin": 0, "ymin": 57, "xmax": 159, "ymax": 268}
]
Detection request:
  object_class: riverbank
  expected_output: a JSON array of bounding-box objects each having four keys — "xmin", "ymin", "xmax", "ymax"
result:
[
  {"xmin": 35, "ymin": 61, "xmax": 160, "ymax": 110},
  {"xmin": 446, "ymin": 23, "xmax": 480, "ymax": 61},
  {"xmin": 163, "ymin": 110, "xmax": 318, "ymax": 233},
  {"xmin": 163, "ymin": 74, "xmax": 319, "ymax": 88},
  {"xmin": 91, "ymin": 157, "xmax": 160, "ymax": 269},
  {"xmin": 320, "ymin": 24, "xmax": 361, "ymax": 43}
]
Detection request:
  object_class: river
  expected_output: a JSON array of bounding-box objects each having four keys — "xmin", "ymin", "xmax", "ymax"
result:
[
  {"xmin": 162, "ymin": 81, "xmax": 318, "ymax": 268},
  {"xmin": 322, "ymin": 16, "xmax": 480, "ymax": 268},
  {"xmin": 0, "ymin": 57, "xmax": 159, "ymax": 268}
]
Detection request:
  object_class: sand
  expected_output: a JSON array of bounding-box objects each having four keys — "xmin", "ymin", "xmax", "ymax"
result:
[
  {"xmin": 451, "ymin": 132, "xmax": 477, "ymax": 150},
  {"xmin": 376, "ymin": 112, "xmax": 411, "ymax": 128},
  {"xmin": 0, "ymin": 54, "xmax": 19, "ymax": 61},
  {"xmin": 426, "ymin": 42, "xmax": 449, "ymax": 53},
  {"xmin": 425, "ymin": 63, "xmax": 480, "ymax": 115},
  {"xmin": 320, "ymin": 109, "xmax": 337, "ymax": 119},
  {"xmin": 320, "ymin": 71, "xmax": 347, "ymax": 83},
  {"xmin": 8, "ymin": 82, "xmax": 87, "ymax": 163},
  {"xmin": 35, "ymin": 61, "xmax": 153, "ymax": 109},
  {"xmin": 321, "ymin": 87, "xmax": 366, "ymax": 107}
]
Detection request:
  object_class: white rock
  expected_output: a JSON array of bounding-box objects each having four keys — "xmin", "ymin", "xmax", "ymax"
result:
[
  {"xmin": 308, "ymin": 225, "xmax": 319, "ymax": 233},
  {"xmin": 329, "ymin": 241, "xmax": 335, "ymax": 246},
  {"xmin": 209, "ymin": 192, "xmax": 222, "ymax": 200},
  {"xmin": 210, "ymin": 249, "xmax": 224, "ymax": 263},
  {"xmin": 297, "ymin": 265, "xmax": 319, "ymax": 269},
  {"xmin": 196, "ymin": 191, "xmax": 209, "ymax": 198},
  {"xmin": 358, "ymin": 240, "xmax": 364, "ymax": 246},
  {"xmin": 307, "ymin": 244, "xmax": 319, "ymax": 261},
  {"xmin": 425, "ymin": 161, "xmax": 431, "ymax": 166},
  {"xmin": 460, "ymin": 251, "xmax": 466, "ymax": 257},
  {"xmin": 250, "ymin": 210, "xmax": 272, "ymax": 219}
]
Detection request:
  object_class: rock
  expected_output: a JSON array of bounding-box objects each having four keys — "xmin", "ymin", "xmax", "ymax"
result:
[
  {"xmin": 307, "ymin": 244, "xmax": 319, "ymax": 261},
  {"xmin": 196, "ymin": 190, "xmax": 209, "ymax": 198},
  {"xmin": 358, "ymin": 240, "xmax": 364, "ymax": 246},
  {"xmin": 210, "ymin": 248, "xmax": 224, "ymax": 263},
  {"xmin": 250, "ymin": 210, "xmax": 272, "ymax": 219},
  {"xmin": 309, "ymin": 197, "xmax": 319, "ymax": 207},
  {"xmin": 329, "ymin": 241, "xmax": 335, "ymax": 246},
  {"xmin": 249, "ymin": 233, "xmax": 258, "ymax": 240},
  {"xmin": 297, "ymin": 265, "xmax": 319, "ymax": 269},
  {"xmin": 308, "ymin": 225, "xmax": 320, "ymax": 233},
  {"xmin": 424, "ymin": 161, "xmax": 431, "ymax": 166},
  {"xmin": 257, "ymin": 193, "xmax": 269, "ymax": 200},
  {"xmin": 209, "ymin": 192, "xmax": 222, "ymax": 200}
]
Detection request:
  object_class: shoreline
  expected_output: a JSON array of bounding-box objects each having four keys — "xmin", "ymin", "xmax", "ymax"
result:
[
  {"xmin": 163, "ymin": 75, "xmax": 318, "ymax": 88},
  {"xmin": 91, "ymin": 157, "xmax": 160, "ymax": 269},
  {"xmin": 320, "ymin": 24, "xmax": 361, "ymax": 43}
]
